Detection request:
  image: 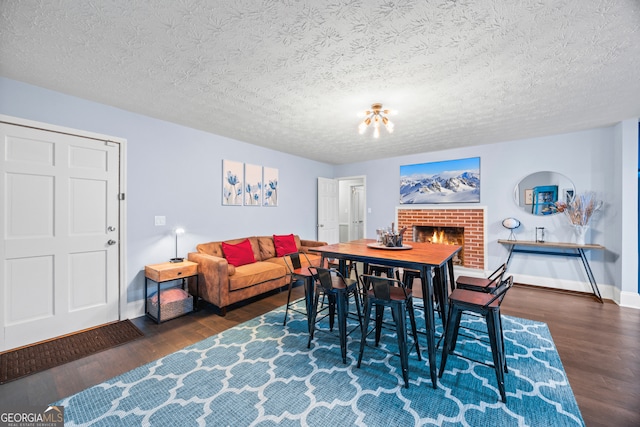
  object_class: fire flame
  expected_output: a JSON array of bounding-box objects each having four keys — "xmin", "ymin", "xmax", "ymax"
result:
[{"xmin": 432, "ymin": 230, "xmax": 447, "ymax": 244}]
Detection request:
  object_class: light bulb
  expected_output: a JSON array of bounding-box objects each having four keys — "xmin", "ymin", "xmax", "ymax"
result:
[
  {"xmin": 356, "ymin": 104, "xmax": 396, "ymax": 137},
  {"xmin": 358, "ymin": 116, "xmax": 372, "ymax": 134}
]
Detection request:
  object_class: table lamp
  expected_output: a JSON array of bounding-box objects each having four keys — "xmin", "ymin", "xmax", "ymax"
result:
[
  {"xmin": 170, "ymin": 227, "xmax": 185, "ymax": 263},
  {"xmin": 501, "ymin": 218, "xmax": 520, "ymax": 241}
]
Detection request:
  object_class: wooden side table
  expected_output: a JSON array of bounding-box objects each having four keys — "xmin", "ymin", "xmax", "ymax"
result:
[{"xmin": 144, "ymin": 260, "xmax": 199, "ymax": 323}]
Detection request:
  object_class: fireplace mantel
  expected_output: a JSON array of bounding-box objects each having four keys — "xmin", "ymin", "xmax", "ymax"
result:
[{"xmin": 396, "ymin": 206, "xmax": 486, "ymax": 270}]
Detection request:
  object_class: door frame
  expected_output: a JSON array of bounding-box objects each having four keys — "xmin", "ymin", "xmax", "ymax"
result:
[{"xmin": 0, "ymin": 114, "xmax": 128, "ymax": 321}]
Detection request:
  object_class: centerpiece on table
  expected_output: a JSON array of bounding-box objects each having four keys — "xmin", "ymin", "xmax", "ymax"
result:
[
  {"xmin": 377, "ymin": 223, "xmax": 407, "ymax": 247},
  {"xmin": 554, "ymin": 192, "xmax": 602, "ymax": 245}
]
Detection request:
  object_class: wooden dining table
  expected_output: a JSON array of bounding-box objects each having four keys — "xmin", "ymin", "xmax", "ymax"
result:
[{"xmin": 309, "ymin": 238, "xmax": 462, "ymax": 389}]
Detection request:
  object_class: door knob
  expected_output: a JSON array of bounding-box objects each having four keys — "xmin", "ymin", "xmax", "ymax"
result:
[
  {"xmin": 107, "ymin": 226, "xmax": 116, "ymax": 232},
  {"xmin": 107, "ymin": 240, "xmax": 117, "ymax": 245}
]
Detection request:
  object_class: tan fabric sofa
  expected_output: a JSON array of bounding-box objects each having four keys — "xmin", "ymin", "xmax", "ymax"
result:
[{"xmin": 187, "ymin": 235, "xmax": 326, "ymax": 315}]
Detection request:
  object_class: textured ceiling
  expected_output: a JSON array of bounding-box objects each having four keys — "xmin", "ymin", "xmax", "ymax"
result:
[{"xmin": 1, "ymin": 0, "xmax": 639, "ymax": 165}]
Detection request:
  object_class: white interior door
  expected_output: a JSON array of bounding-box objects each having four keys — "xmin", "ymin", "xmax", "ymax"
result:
[
  {"xmin": 317, "ymin": 177, "xmax": 339, "ymax": 244},
  {"xmin": 349, "ymin": 185, "xmax": 365, "ymax": 240},
  {"xmin": 0, "ymin": 121, "xmax": 120, "ymax": 351}
]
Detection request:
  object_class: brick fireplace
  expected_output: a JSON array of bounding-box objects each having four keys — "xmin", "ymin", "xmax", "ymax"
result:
[{"xmin": 397, "ymin": 207, "xmax": 486, "ymax": 270}]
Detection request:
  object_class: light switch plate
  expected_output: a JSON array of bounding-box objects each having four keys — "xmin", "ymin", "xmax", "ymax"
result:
[{"xmin": 154, "ymin": 216, "xmax": 166, "ymax": 226}]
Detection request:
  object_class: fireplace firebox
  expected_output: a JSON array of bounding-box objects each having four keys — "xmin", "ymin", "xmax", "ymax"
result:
[
  {"xmin": 397, "ymin": 207, "xmax": 485, "ymax": 269},
  {"xmin": 413, "ymin": 225, "xmax": 464, "ymax": 265}
]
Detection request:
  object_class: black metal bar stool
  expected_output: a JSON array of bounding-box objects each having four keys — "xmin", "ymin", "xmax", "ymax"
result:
[
  {"xmin": 367, "ymin": 264, "xmax": 397, "ymax": 278},
  {"xmin": 402, "ymin": 267, "xmax": 448, "ymax": 322},
  {"xmin": 282, "ymin": 251, "xmax": 315, "ymax": 326},
  {"xmin": 439, "ymin": 275, "xmax": 513, "ymax": 402},
  {"xmin": 357, "ymin": 274, "xmax": 421, "ymax": 388},
  {"xmin": 455, "ymin": 263, "xmax": 507, "ymax": 293},
  {"xmin": 308, "ymin": 267, "xmax": 363, "ymax": 364}
]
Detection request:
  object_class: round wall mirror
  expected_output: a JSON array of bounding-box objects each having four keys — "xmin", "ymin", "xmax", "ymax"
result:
[{"xmin": 513, "ymin": 171, "xmax": 575, "ymax": 216}]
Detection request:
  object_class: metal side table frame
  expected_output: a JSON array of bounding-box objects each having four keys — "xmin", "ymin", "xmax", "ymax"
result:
[{"xmin": 497, "ymin": 239, "xmax": 605, "ymax": 303}]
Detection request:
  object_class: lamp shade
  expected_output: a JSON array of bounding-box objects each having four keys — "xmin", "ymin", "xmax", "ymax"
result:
[
  {"xmin": 502, "ymin": 218, "xmax": 521, "ymax": 230},
  {"xmin": 502, "ymin": 217, "xmax": 520, "ymax": 241}
]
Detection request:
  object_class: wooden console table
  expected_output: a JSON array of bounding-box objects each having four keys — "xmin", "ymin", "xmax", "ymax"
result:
[{"xmin": 497, "ymin": 239, "xmax": 605, "ymax": 303}]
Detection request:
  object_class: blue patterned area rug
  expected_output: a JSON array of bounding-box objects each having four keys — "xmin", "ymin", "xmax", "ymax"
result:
[{"xmin": 54, "ymin": 302, "xmax": 584, "ymax": 426}]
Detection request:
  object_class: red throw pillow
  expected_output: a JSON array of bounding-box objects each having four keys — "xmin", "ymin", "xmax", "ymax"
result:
[
  {"xmin": 273, "ymin": 234, "xmax": 298, "ymax": 257},
  {"xmin": 222, "ymin": 239, "xmax": 256, "ymax": 267}
]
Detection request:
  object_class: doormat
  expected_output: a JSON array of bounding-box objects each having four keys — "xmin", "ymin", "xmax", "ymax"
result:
[{"xmin": 0, "ymin": 320, "xmax": 144, "ymax": 384}]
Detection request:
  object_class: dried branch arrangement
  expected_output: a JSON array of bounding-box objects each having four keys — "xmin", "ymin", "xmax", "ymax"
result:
[{"xmin": 555, "ymin": 192, "xmax": 603, "ymax": 226}]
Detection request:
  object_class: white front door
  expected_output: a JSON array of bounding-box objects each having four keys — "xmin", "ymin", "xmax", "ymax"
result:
[
  {"xmin": 317, "ymin": 177, "xmax": 339, "ymax": 244},
  {"xmin": 0, "ymin": 121, "xmax": 121, "ymax": 351}
]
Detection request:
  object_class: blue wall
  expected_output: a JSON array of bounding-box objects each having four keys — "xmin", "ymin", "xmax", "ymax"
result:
[
  {"xmin": 1, "ymin": 77, "xmax": 638, "ymax": 310},
  {"xmin": 335, "ymin": 129, "xmax": 615, "ymax": 284},
  {"xmin": 0, "ymin": 77, "xmax": 333, "ymax": 314}
]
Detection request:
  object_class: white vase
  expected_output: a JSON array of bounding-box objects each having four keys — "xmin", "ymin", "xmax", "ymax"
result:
[{"xmin": 572, "ymin": 225, "xmax": 589, "ymax": 245}]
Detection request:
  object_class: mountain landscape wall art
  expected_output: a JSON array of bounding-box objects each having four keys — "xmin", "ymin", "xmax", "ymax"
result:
[{"xmin": 400, "ymin": 157, "xmax": 480, "ymax": 204}]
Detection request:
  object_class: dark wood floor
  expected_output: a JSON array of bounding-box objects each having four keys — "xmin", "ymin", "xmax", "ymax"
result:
[{"xmin": 1, "ymin": 284, "xmax": 639, "ymax": 426}]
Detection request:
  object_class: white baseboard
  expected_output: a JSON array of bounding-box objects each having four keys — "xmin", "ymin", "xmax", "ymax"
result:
[
  {"xmin": 124, "ymin": 300, "xmax": 145, "ymax": 320},
  {"xmin": 619, "ymin": 290, "xmax": 640, "ymax": 309},
  {"xmin": 452, "ymin": 266, "xmax": 628, "ymax": 306}
]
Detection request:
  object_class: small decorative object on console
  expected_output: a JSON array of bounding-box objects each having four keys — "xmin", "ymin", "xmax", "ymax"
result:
[
  {"xmin": 501, "ymin": 217, "xmax": 521, "ymax": 241},
  {"xmin": 554, "ymin": 192, "xmax": 602, "ymax": 245},
  {"xmin": 554, "ymin": 192, "xmax": 602, "ymax": 226}
]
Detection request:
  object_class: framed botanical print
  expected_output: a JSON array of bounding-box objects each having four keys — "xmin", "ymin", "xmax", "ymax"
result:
[
  {"xmin": 263, "ymin": 167, "xmax": 278, "ymax": 206},
  {"xmin": 244, "ymin": 163, "xmax": 263, "ymax": 206},
  {"xmin": 222, "ymin": 160, "xmax": 243, "ymax": 206}
]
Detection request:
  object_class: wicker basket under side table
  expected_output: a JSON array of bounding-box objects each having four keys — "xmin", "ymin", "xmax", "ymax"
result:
[{"xmin": 144, "ymin": 260, "xmax": 199, "ymax": 323}]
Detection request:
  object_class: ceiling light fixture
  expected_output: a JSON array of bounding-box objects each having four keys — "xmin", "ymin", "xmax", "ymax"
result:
[{"xmin": 358, "ymin": 103, "xmax": 395, "ymax": 138}]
